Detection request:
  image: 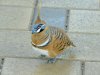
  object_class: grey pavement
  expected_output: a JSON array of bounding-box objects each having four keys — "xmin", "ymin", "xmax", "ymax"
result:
[
  {"xmin": 1, "ymin": 58, "xmax": 81, "ymax": 75},
  {"xmin": 69, "ymin": 10, "xmax": 100, "ymax": 33},
  {"xmin": 0, "ymin": 0, "xmax": 100, "ymax": 75},
  {"xmin": 85, "ymin": 62, "xmax": 100, "ymax": 75}
]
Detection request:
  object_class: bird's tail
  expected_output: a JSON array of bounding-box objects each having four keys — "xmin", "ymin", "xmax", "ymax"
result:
[
  {"xmin": 71, "ymin": 42, "xmax": 76, "ymax": 47},
  {"xmin": 35, "ymin": 0, "xmax": 46, "ymax": 24}
]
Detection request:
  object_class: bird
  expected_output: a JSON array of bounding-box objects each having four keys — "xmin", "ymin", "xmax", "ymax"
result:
[
  {"xmin": 31, "ymin": 0, "xmax": 75, "ymax": 63},
  {"xmin": 31, "ymin": 15, "xmax": 75, "ymax": 63}
]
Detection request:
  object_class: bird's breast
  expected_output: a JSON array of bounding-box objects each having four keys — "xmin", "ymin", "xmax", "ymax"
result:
[{"xmin": 32, "ymin": 46, "xmax": 49, "ymax": 57}]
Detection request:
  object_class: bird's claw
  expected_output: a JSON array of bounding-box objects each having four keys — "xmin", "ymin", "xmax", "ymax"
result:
[{"xmin": 47, "ymin": 58, "xmax": 57, "ymax": 64}]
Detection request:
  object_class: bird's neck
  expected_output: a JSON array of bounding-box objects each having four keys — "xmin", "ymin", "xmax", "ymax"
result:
[{"xmin": 32, "ymin": 27, "xmax": 50, "ymax": 46}]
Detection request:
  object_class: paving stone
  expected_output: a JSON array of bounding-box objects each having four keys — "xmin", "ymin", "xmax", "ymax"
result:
[
  {"xmin": 0, "ymin": 41, "xmax": 33, "ymax": 57},
  {"xmin": 0, "ymin": 0, "xmax": 34, "ymax": 7},
  {"xmin": 42, "ymin": 0, "xmax": 99, "ymax": 9},
  {"xmin": 67, "ymin": 33, "xmax": 100, "ymax": 61},
  {"xmin": 1, "ymin": 58, "xmax": 81, "ymax": 75},
  {"xmin": 0, "ymin": 6, "xmax": 33, "ymax": 30},
  {"xmin": 0, "ymin": 31, "xmax": 32, "ymax": 57},
  {"xmin": 6, "ymin": 31, "xmax": 31, "ymax": 43},
  {"xmin": 69, "ymin": 10, "xmax": 100, "ymax": 33},
  {"xmin": 0, "ymin": 30, "xmax": 6, "ymax": 42},
  {"xmin": 33, "ymin": 8, "xmax": 67, "ymax": 30},
  {"xmin": 0, "ymin": 31, "xmax": 100, "ymax": 61},
  {"xmin": 0, "ymin": 59, "xmax": 2, "ymax": 73},
  {"xmin": 85, "ymin": 62, "xmax": 100, "ymax": 75}
]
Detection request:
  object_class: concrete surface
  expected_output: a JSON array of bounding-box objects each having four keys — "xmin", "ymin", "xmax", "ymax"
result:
[
  {"xmin": 42, "ymin": 0, "xmax": 99, "ymax": 9},
  {"xmin": 0, "ymin": 6, "xmax": 33, "ymax": 30},
  {"xmin": 69, "ymin": 10, "xmax": 100, "ymax": 33},
  {"xmin": 0, "ymin": 0, "xmax": 100, "ymax": 75},
  {"xmin": 0, "ymin": 59, "xmax": 3, "ymax": 75},
  {"xmin": 0, "ymin": 0, "xmax": 34, "ymax": 7},
  {"xmin": 85, "ymin": 62, "xmax": 100, "ymax": 75},
  {"xmin": 1, "ymin": 58, "xmax": 81, "ymax": 75},
  {"xmin": 0, "ymin": 59, "xmax": 2, "ymax": 71}
]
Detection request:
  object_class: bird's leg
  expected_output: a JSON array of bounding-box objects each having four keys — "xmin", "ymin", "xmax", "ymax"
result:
[{"xmin": 47, "ymin": 58, "xmax": 57, "ymax": 64}]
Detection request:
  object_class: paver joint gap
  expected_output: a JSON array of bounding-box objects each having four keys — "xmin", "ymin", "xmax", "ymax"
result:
[
  {"xmin": 99, "ymin": 0, "xmax": 100, "ymax": 9},
  {"xmin": 65, "ymin": 10, "xmax": 70, "ymax": 32},
  {"xmin": 81, "ymin": 62, "xmax": 85, "ymax": 75},
  {"xmin": 0, "ymin": 58, "xmax": 5, "ymax": 75}
]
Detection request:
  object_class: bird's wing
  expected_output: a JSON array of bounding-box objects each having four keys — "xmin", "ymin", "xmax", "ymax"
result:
[{"xmin": 49, "ymin": 26, "xmax": 75, "ymax": 52}]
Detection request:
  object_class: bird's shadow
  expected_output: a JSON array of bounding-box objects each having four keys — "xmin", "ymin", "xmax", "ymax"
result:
[
  {"xmin": 31, "ymin": 60, "xmax": 73, "ymax": 75},
  {"xmin": 31, "ymin": 49, "xmax": 77, "ymax": 75}
]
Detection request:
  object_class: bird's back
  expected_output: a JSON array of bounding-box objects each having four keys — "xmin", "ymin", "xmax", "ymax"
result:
[{"xmin": 49, "ymin": 26, "xmax": 75, "ymax": 53}]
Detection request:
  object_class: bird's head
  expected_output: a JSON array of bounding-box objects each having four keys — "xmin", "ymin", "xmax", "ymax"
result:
[{"xmin": 32, "ymin": 23, "xmax": 46, "ymax": 34}]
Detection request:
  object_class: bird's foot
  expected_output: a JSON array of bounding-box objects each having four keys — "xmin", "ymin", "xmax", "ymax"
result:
[
  {"xmin": 47, "ymin": 58, "xmax": 57, "ymax": 64},
  {"xmin": 39, "ymin": 54, "xmax": 46, "ymax": 58}
]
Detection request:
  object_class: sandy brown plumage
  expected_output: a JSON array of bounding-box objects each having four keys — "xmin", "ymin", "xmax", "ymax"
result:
[{"xmin": 32, "ymin": 25, "xmax": 75, "ymax": 58}]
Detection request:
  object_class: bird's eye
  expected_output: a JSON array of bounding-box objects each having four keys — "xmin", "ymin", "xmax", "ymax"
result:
[
  {"xmin": 38, "ymin": 25, "xmax": 41, "ymax": 27},
  {"xmin": 37, "ymin": 25, "xmax": 41, "ymax": 29}
]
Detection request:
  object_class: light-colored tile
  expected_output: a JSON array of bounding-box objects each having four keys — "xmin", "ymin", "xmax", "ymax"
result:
[
  {"xmin": 0, "ymin": 31, "xmax": 43, "ymax": 57},
  {"xmin": 0, "ymin": 41, "xmax": 34, "ymax": 57},
  {"xmin": 6, "ymin": 31, "xmax": 31, "ymax": 43},
  {"xmin": 0, "ymin": 59, "xmax": 2, "ymax": 67},
  {"xmin": 0, "ymin": 31, "xmax": 32, "ymax": 57},
  {"xmin": 0, "ymin": 59, "xmax": 2, "ymax": 63},
  {"xmin": 0, "ymin": 6, "xmax": 33, "ymax": 30},
  {"xmin": 85, "ymin": 62, "xmax": 100, "ymax": 75},
  {"xmin": 1, "ymin": 58, "xmax": 81, "ymax": 75},
  {"xmin": 0, "ymin": 30, "xmax": 6, "ymax": 42},
  {"xmin": 0, "ymin": 0, "xmax": 34, "ymax": 7},
  {"xmin": 34, "ymin": 8, "xmax": 67, "ymax": 30},
  {"xmin": 69, "ymin": 10, "xmax": 100, "ymax": 33},
  {"xmin": 66, "ymin": 33, "xmax": 100, "ymax": 61},
  {"xmin": 42, "ymin": 0, "xmax": 99, "ymax": 9}
]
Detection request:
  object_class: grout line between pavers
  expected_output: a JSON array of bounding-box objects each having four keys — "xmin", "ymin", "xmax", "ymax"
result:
[
  {"xmin": 0, "ymin": 4, "xmax": 33, "ymax": 8},
  {"xmin": 0, "ymin": 28, "xmax": 100, "ymax": 35},
  {"xmin": 65, "ymin": 10, "xmax": 70, "ymax": 32},
  {"xmin": 0, "ymin": 4, "xmax": 100, "ymax": 11},
  {"xmin": 1, "ymin": 57, "xmax": 100, "ymax": 62},
  {"xmin": 0, "ymin": 59, "xmax": 5, "ymax": 75},
  {"xmin": 41, "ymin": 6, "xmax": 100, "ymax": 10},
  {"xmin": 0, "ymin": 29, "xmax": 100, "ymax": 35},
  {"xmin": 81, "ymin": 62, "xmax": 85, "ymax": 75},
  {"xmin": 34, "ymin": 6, "xmax": 100, "ymax": 11},
  {"xmin": 0, "ymin": 28, "xmax": 29, "ymax": 31},
  {"xmin": 99, "ymin": 0, "xmax": 100, "ymax": 9},
  {"xmin": 67, "ymin": 31, "xmax": 100, "ymax": 35}
]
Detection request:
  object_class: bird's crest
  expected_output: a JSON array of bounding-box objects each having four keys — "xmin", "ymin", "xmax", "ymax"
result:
[{"xmin": 34, "ymin": 0, "xmax": 46, "ymax": 25}]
